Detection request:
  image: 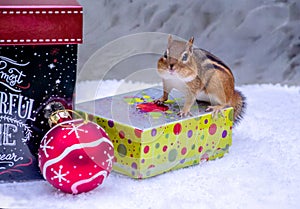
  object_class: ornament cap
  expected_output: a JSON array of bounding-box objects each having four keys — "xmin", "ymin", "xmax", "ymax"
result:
[
  {"xmin": 48, "ymin": 110, "xmax": 72, "ymax": 127},
  {"xmin": 44, "ymin": 101, "xmax": 89, "ymax": 127},
  {"xmin": 44, "ymin": 101, "xmax": 72, "ymax": 127}
]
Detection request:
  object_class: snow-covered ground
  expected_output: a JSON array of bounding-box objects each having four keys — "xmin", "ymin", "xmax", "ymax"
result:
[{"xmin": 1, "ymin": 80, "xmax": 299, "ymax": 209}]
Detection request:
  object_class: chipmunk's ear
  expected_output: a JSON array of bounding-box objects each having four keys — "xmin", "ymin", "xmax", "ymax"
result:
[
  {"xmin": 188, "ymin": 36, "xmax": 194, "ymax": 45},
  {"xmin": 168, "ymin": 34, "xmax": 173, "ymax": 46},
  {"xmin": 186, "ymin": 36, "xmax": 194, "ymax": 54}
]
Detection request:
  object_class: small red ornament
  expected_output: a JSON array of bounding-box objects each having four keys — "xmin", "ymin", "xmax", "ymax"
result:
[{"xmin": 39, "ymin": 108, "xmax": 114, "ymax": 195}]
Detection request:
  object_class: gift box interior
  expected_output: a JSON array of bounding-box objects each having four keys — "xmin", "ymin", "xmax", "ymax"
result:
[
  {"xmin": 77, "ymin": 87, "xmax": 233, "ymax": 179},
  {"xmin": 0, "ymin": 0, "xmax": 82, "ymax": 181}
]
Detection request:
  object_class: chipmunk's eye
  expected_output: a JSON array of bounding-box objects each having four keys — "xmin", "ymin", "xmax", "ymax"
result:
[
  {"xmin": 163, "ymin": 50, "xmax": 168, "ymax": 59},
  {"xmin": 182, "ymin": 52, "xmax": 188, "ymax": 62}
]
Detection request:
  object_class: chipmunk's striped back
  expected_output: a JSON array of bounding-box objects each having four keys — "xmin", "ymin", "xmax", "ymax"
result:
[
  {"xmin": 193, "ymin": 48, "xmax": 246, "ymax": 125},
  {"xmin": 194, "ymin": 48, "xmax": 234, "ymax": 78}
]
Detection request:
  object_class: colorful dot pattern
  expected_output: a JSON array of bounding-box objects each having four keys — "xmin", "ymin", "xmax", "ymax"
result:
[
  {"xmin": 91, "ymin": 107, "xmax": 233, "ymax": 179},
  {"xmin": 78, "ymin": 87, "xmax": 233, "ymax": 179}
]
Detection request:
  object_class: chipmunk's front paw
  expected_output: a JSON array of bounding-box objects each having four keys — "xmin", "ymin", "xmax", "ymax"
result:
[
  {"xmin": 177, "ymin": 110, "xmax": 193, "ymax": 117},
  {"xmin": 153, "ymin": 98, "xmax": 165, "ymax": 105},
  {"xmin": 206, "ymin": 105, "xmax": 225, "ymax": 119}
]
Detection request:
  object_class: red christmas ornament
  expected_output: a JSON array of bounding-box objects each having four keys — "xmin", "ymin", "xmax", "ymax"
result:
[{"xmin": 38, "ymin": 108, "xmax": 114, "ymax": 195}]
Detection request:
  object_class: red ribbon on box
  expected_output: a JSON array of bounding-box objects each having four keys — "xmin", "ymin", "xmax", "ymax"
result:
[{"xmin": 0, "ymin": 0, "xmax": 83, "ymax": 45}]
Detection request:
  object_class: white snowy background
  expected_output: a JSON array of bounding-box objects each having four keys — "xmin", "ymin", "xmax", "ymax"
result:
[{"xmin": 1, "ymin": 0, "xmax": 300, "ymax": 208}]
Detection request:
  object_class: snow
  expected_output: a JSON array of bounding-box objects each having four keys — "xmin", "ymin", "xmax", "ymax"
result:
[{"xmin": 1, "ymin": 80, "xmax": 300, "ymax": 209}]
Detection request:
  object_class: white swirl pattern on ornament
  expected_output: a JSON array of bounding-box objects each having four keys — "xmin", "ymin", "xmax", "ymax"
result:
[
  {"xmin": 42, "ymin": 137, "xmax": 112, "ymax": 178},
  {"xmin": 71, "ymin": 170, "xmax": 108, "ymax": 194}
]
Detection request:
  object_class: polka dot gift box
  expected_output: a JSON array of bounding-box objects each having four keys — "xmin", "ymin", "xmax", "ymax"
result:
[
  {"xmin": 77, "ymin": 87, "xmax": 233, "ymax": 179},
  {"xmin": 0, "ymin": 0, "xmax": 82, "ymax": 182}
]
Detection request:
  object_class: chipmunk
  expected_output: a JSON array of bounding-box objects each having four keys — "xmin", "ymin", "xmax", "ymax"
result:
[{"xmin": 155, "ymin": 35, "xmax": 246, "ymax": 124}]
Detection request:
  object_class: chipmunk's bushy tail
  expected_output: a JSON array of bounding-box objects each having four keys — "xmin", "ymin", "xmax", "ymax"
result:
[{"xmin": 232, "ymin": 90, "xmax": 246, "ymax": 125}]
